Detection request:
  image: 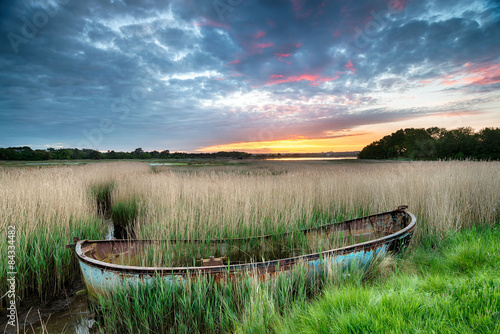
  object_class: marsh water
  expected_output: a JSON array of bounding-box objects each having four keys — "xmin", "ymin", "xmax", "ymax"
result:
[
  {"xmin": 18, "ymin": 295, "xmax": 95, "ymax": 334},
  {"xmin": 265, "ymin": 157, "xmax": 357, "ymax": 161}
]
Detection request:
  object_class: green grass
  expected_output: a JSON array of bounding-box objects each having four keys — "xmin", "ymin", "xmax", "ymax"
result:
[{"xmin": 268, "ymin": 224, "xmax": 500, "ymax": 334}]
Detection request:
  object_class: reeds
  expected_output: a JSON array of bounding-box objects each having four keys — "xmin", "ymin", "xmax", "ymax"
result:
[
  {"xmin": 111, "ymin": 197, "xmax": 140, "ymax": 239},
  {"xmin": 128, "ymin": 160, "xmax": 500, "ymax": 245},
  {"xmin": 95, "ymin": 255, "xmax": 373, "ymax": 334},
  {"xmin": 90, "ymin": 181, "xmax": 114, "ymax": 216},
  {"xmin": 0, "ymin": 162, "xmax": 150, "ymax": 304},
  {"xmin": 1, "ymin": 160, "xmax": 499, "ymax": 313}
]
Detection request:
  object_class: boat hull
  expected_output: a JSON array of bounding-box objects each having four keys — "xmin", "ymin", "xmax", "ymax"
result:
[{"xmin": 74, "ymin": 207, "xmax": 416, "ymax": 303}]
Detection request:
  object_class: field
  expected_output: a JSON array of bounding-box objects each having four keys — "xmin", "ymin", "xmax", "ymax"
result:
[{"xmin": 0, "ymin": 160, "xmax": 499, "ymax": 333}]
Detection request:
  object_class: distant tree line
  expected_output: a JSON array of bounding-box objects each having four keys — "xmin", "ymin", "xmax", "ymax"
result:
[
  {"xmin": 0, "ymin": 146, "xmax": 252, "ymax": 161},
  {"xmin": 358, "ymin": 127, "xmax": 500, "ymax": 160}
]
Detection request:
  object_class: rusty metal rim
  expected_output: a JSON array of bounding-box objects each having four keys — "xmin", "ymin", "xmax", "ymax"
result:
[{"xmin": 75, "ymin": 208, "xmax": 416, "ymax": 275}]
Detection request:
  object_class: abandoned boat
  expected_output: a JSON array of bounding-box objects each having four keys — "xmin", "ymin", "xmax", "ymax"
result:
[{"xmin": 70, "ymin": 206, "xmax": 416, "ymax": 303}]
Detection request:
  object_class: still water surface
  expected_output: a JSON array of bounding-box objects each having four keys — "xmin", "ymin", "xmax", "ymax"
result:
[{"xmin": 265, "ymin": 157, "xmax": 357, "ymax": 161}]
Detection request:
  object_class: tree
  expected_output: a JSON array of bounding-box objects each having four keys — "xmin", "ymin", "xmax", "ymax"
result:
[
  {"xmin": 358, "ymin": 126, "xmax": 499, "ymax": 160},
  {"xmin": 133, "ymin": 148, "xmax": 144, "ymax": 158},
  {"xmin": 477, "ymin": 128, "xmax": 500, "ymax": 160},
  {"xmin": 159, "ymin": 150, "xmax": 170, "ymax": 159}
]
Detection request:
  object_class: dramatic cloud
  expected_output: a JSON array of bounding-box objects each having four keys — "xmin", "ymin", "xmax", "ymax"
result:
[{"xmin": 0, "ymin": 0, "xmax": 499, "ymax": 152}]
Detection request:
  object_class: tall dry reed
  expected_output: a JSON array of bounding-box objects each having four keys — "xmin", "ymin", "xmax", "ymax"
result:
[{"xmin": 125, "ymin": 160, "xmax": 500, "ymax": 243}]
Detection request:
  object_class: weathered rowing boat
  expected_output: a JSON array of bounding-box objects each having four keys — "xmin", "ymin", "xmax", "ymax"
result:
[{"xmin": 70, "ymin": 206, "xmax": 416, "ymax": 303}]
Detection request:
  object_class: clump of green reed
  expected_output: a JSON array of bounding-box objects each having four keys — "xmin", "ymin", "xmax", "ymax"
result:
[
  {"xmin": 272, "ymin": 224, "xmax": 500, "ymax": 334},
  {"xmin": 93, "ymin": 256, "xmax": 374, "ymax": 333},
  {"xmin": 0, "ymin": 217, "xmax": 105, "ymax": 304},
  {"xmin": 89, "ymin": 182, "xmax": 115, "ymax": 216},
  {"xmin": 111, "ymin": 197, "xmax": 140, "ymax": 239}
]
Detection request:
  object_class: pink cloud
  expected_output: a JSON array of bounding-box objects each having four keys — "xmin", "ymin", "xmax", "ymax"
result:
[
  {"xmin": 228, "ymin": 59, "xmax": 240, "ymax": 65},
  {"xmin": 194, "ymin": 18, "xmax": 230, "ymax": 30},
  {"xmin": 290, "ymin": 0, "xmax": 306, "ymax": 13},
  {"xmin": 439, "ymin": 63, "xmax": 500, "ymax": 87},
  {"xmin": 442, "ymin": 80, "xmax": 459, "ymax": 86},
  {"xmin": 245, "ymin": 41, "xmax": 274, "ymax": 55},
  {"xmin": 254, "ymin": 30, "xmax": 267, "ymax": 39},
  {"xmin": 466, "ymin": 63, "xmax": 500, "ymax": 85},
  {"xmin": 256, "ymin": 42, "xmax": 274, "ymax": 49},
  {"xmin": 267, "ymin": 73, "xmax": 340, "ymax": 86},
  {"xmin": 275, "ymin": 53, "xmax": 291, "ymax": 61},
  {"xmin": 389, "ymin": 0, "xmax": 407, "ymax": 12},
  {"xmin": 346, "ymin": 60, "xmax": 357, "ymax": 73}
]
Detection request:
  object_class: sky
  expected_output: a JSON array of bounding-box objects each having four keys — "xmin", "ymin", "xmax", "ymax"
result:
[{"xmin": 1, "ymin": 0, "xmax": 499, "ymax": 153}]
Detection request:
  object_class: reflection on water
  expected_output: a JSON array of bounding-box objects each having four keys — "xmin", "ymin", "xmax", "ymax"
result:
[
  {"xmin": 20, "ymin": 295, "xmax": 94, "ymax": 334},
  {"xmin": 104, "ymin": 219, "xmax": 114, "ymax": 240},
  {"xmin": 265, "ymin": 157, "xmax": 357, "ymax": 161},
  {"xmin": 25, "ymin": 162, "xmax": 89, "ymax": 165}
]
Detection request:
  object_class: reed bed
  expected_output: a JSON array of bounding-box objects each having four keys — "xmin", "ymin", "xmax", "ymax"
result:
[
  {"xmin": 127, "ymin": 160, "xmax": 500, "ymax": 244},
  {"xmin": 0, "ymin": 162, "xmax": 149, "ymax": 303},
  {"xmin": 1, "ymin": 159, "xmax": 499, "ymax": 317}
]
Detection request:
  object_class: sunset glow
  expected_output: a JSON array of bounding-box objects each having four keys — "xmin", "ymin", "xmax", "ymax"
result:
[{"xmin": 197, "ymin": 134, "xmax": 377, "ymax": 154}]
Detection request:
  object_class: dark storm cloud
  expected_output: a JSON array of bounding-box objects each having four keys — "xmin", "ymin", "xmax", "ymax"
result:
[{"xmin": 1, "ymin": 0, "xmax": 499, "ymax": 151}]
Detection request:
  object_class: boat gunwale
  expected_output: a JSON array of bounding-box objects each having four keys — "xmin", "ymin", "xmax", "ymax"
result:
[{"xmin": 75, "ymin": 208, "xmax": 416, "ymax": 275}]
